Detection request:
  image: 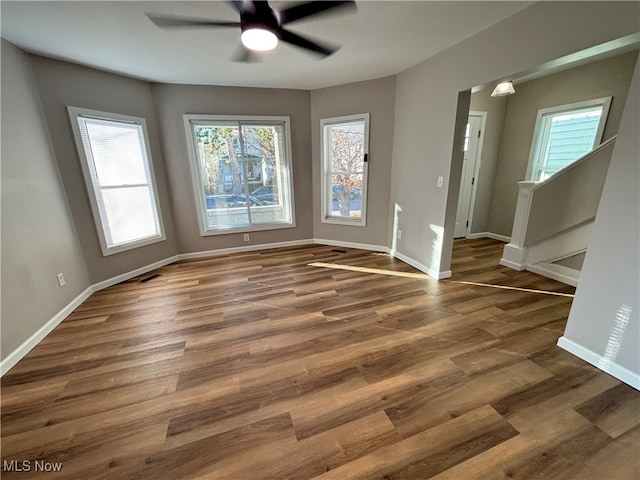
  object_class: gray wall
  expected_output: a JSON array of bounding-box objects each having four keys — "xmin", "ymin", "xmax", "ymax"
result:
[
  {"xmin": 488, "ymin": 50, "xmax": 638, "ymax": 237},
  {"xmin": 1, "ymin": 40, "xmax": 90, "ymax": 360},
  {"xmin": 150, "ymin": 84, "xmax": 312, "ymax": 253},
  {"xmin": 390, "ymin": 1, "xmax": 640, "ymax": 276},
  {"xmin": 29, "ymin": 56, "xmax": 178, "ymax": 284},
  {"xmin": 562, "ymin": 55, "xmax": 639, "ymax": 381},
  {"xmin": 310, "ymin": 76, "xmax": 396, "ymax": 247}
]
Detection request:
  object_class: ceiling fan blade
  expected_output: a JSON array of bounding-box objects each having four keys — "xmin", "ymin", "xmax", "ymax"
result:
[
  {"xmin": 147, "ymin": 14, "xmax": 241, "ymax": 29},
  {"xmin": 228, "ymin": 1, "xmax": 246, "ymax": 14},
  {"xmin": 278, "ymin": 1, "xmax": 356, "ymax": 26},
  {"xmin": 278, "ymin": 28, "xmax": 338, "ymax": 57}
]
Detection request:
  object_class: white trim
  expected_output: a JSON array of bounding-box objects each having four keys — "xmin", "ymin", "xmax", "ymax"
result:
[
  {"xmin": 525, "ymin": 97, "xmax": 612, "ymax": 181},
  {"xmin": 500, "ymin": 243, "xmax": 528, "ymax": 270},
  {"xmin": 92, "ymin": 255, "xmax": 180, "ymax": 291},
  {"xmin": 320, "ymin": 113, "xmax": 370, "ymax": 227},
  {"xmin": 183, "ymin": 114, "xmax": 296, "ymax": 236},
  {"xmin": 393, "ymin": 251, "xmax": 445, "ymax": 279},
  {"xmin": 312, "ymin": 238, "xmax": 387, "ymax": 253},
  {"xmin": 67, "ymin": 106, "xmax": 166, "ymax": 256},
  {"xmin": 179, "ymin": 239, "xmax": 313, "ymax": 260},
  {"xmin": 462, "ymin": 111, "xmax": 487, "ymax": 237},
  {"xmin": 0, "ymin": 287, "xmax": 94, "ymax": 376},
  {"xmin": 499, "ymin": 258, "xmax": 526, "ymax": 271},
  {"xmin": 466, "ymin": 232, "xmax": 511, "ymax": 243},
  {"xmin": 526, "ymin": 262, "xmax": 579, "ymax": 287},
  {"xmin": 557, "ymin": 336, "xmax": 640, "ymax": 390}
]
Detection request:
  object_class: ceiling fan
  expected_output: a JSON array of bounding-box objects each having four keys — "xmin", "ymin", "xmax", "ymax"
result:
[{"xmin": 147, "ymin": 1, "xmax": 356, "ymax": 61}]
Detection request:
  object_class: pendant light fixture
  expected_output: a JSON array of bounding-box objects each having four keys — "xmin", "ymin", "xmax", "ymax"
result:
[{"xmin": 491, "ymin": 81, "xmax": 515, "ymax": 97}]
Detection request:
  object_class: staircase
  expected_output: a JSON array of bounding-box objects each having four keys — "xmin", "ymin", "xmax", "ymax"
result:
[{"xmin": 500, "ymin": 136, "xmax": 616, "ymax": 286}]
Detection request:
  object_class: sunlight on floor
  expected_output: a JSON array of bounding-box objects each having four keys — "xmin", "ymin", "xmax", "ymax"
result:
[
  {"xmin": 450, "ymin": 280, "xmax": 575, "ymax": 298},
  {"xmin": 308, "ymin": 261, "xmax": 575, "ymax": 297},
  {"xmin": 308, "ymin": 262, "xmax": 431, "ymax": 279}
]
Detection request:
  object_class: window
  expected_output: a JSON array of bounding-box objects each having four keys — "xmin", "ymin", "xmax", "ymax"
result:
[
  {"xmin": 183, "ymin": 115, "xmax": 294, "ymax": 235},
  {"xmin": 68, "ymin": 107, "xmax": 165, "ymax": 256},
  {"xmin": 321, "ymin": 113, "xmax": 369, "ymax": 225},
  {"xmin": 527, "ymin": 97, "xmax": 611, "ymax": 182}
]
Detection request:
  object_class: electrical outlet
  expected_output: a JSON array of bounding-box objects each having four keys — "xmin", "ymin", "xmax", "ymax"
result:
[
  {"xmin": 397, "ymin": 229, "xmax": 402, "ymax": 239},
  {"xmin": 56, "ymin": 273, "xmax": 66, "ymax": 287},
  {"xmin": 243, "ymin": 233, "xmax": 250, "ymax": 242}
]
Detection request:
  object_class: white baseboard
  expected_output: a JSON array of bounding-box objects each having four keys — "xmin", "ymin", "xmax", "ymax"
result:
[
  {"xmin": 499, "ymin": 258, "xmax": 525, "ymax": 271},
  {"xmin": 312, "ymin": 238, "xmax": 389, "ymax": 253},
  {"xmin": 179, "ymin": 239, "xmax": 313, "ymax": 260},
  {"xmin": 0, "ymin": 286, "xmax": 94, "ymax": 376},
  {"xmin": 393, "ymin": 251, "xmax": 446, "ymax": 279},
  {"xmin": 466, "ymin": 232, "xmax": 511, "ymax": 243},
  {"xmin": 527, "ymin": 262, "xmax": 579, "ymax": 287},
  {"xmin": 557, "ymin": 336, "xmax": 640, "ymax": 390},
  {"xmin": 92, "ymin": 255, "xmax": 181, "ymax": 291}
]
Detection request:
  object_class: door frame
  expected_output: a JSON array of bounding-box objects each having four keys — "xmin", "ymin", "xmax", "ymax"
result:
[{"xmin": 458, "ymin": 111, "xmax": 487, "ymax": 237}]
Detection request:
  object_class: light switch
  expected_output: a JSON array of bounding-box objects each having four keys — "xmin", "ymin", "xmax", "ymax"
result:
[{"xmin": 437, "ymin": 176, "xmax": 444, "ymax": 188}]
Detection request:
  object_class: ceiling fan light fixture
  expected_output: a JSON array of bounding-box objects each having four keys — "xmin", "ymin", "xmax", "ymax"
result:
[
  {"xmin": 491, "ymin": 81, "xmax": 515, "ymax": 97},
  {"xmin": 241, "ymin": 27, "xmax": 278, "ymax": 51}
]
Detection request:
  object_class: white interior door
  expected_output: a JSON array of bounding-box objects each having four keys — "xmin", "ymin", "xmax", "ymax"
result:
[{"xmin": 454, "ymin": 113, "xmax": 484, "ymax": 238}]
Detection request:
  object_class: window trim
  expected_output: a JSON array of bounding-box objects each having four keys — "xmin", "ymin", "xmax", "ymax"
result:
[
  {"xmin": 67, "ymin": 106, "xmax": 166, "ymax": 256},
  {"xmin": 320, "ymin": 113, "xmax": 370, "ymax": 226},
  {"xmin": 183, "ymin": 114, "xmax": 296, "ymax": 236},
  {"xmin": 525, "ymin": 97, "xmax": 612, "ymax": 182}
]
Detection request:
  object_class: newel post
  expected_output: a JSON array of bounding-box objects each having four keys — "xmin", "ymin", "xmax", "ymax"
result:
[{"xmin": 500, "ymin": 181, "xmax": 537, "ymax": 270}]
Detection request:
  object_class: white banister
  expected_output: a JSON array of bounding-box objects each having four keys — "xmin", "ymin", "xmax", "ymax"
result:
[{"xmin": 500, "ymin": 136, "xmax": 616, "ymax": 275}]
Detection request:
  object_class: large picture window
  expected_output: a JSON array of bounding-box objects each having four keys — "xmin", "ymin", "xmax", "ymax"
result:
[
  {"xmin": 68, "ymin": 107, "xmax": 165, "ymax": 256},
  {"xmin": 321, "ymin": 113, "xmax": 369, "ymax": 225},
  {"xmin": 526, "ymin": 97, "xmax": 611, "ymax": 182},
  {"xmin": 184, "ymin": 115, "xmax": 294, "ymax": 235}
]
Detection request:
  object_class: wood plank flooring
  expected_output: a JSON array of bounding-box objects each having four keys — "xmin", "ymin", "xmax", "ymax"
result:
[{"xmin": 2, "ymin": 238, "xmax": 638, "ymax": 479}]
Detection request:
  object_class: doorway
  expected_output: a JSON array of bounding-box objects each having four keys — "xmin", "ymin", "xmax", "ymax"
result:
[{"xmin": 454, "ymin": 112, "xmax": 486, "ymax": 238}]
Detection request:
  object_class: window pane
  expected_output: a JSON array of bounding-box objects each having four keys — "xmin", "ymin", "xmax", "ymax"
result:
[
  {"xmin": 531, "ymin": 101, "xmax": 608, "ymax": 182},
  {"xmin": 321, "ymin": 114, "xmax": 368, "ymax": 225},
  {"xmin": 539, "ymin": 107, "xmax": 602, "ymax": 179},
  {"xmin": 242, "ymin": 124, "xmax": 289, "ymax": 225},
  {"xmin": 101, "ymin": 186, "xmax": 158, "ymax": 246},
  {"xmin": 193, "ymin": 124, "xmax": 250, "ymax": 229},
  {"xmin": 328, "ymin": 121, "xmax": 365, "ymax": 173},
  {"xmin": 188, "ymin": 117, "xmax": 294, "ymax": 234},
  {"xmin": 329, "ymin": 173, "xmax": 363, "ymax": 219}
]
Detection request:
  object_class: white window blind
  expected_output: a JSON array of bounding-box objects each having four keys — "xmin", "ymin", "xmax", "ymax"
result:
[{"xmin": 69, "ymin": 107, "xmax": 165, "ymax": 255}]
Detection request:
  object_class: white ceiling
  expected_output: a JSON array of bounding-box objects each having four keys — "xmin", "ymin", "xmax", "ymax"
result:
[{"xmin": 0, "ymin": 1, "xmax": 532, "ymax": 90}]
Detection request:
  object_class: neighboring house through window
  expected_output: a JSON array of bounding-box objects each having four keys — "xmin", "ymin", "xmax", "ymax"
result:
[
  {"xmin": 526, "ymin": 97, "xmax": 612, "ymax": 182},
  {"xmin": 321, "ymin": 113, "xmax": 369, "ymax": 226},
  {"xmin": 183, "ymin": 115, "xmax": 295, "ymax": 235},
  {"xmin": 68, "ymin": 107, "xmax": 166, "ymax": 256}
]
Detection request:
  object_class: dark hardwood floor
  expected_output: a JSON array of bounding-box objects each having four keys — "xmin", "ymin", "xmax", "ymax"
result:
[{"xmin": 1, "ymin": 238, "xmax": 638, "ymax": 479}]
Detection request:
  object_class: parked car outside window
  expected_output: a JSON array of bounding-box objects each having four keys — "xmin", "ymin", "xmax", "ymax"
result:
[
  {"xmin": 205, "ymin": 194, "xmax": 263, "ymax": 209},
  {"xmin": 250, "ymin": 185, "xmax": 279, "ymax": 204}
]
